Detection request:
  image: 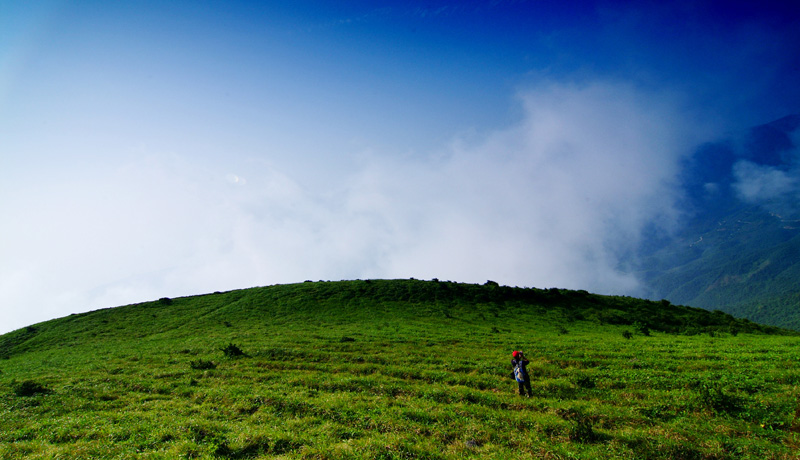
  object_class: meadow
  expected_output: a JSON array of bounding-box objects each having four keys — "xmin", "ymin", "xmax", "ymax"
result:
[{"xmin": 1, "ymin": 279, "xmax": 799, "ymax": 459}]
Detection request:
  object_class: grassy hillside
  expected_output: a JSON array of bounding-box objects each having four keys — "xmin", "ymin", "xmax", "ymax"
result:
[
  {"xmin": 721, "ymin": 291, "xmax": 800, "ymax": 333},
  {"xmin": 638, "ymin": 205, "xmax": 800, "ymax": 330},
  {"xmin": 1, "ymin": 279, "xmax": 799, "ymax": 459}
]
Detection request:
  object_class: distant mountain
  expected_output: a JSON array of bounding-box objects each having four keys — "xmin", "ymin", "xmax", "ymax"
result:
[{"xmin": 638, "ymin": 114, "xmax": 800, "ymax": 330}]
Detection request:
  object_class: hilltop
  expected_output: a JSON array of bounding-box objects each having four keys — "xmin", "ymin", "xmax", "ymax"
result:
[
  {"xmin": 1, "ymin": 279, "xmax": 799, "ymax": 459},
  {"xmin": 0, "ymin": 279, "xmax": 786, "ymax": 359}
]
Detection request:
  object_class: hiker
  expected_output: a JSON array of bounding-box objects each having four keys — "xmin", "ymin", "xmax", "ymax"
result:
[{"xmin": 511, "ymin": 350, "xmax": 532, "ymax": 397}]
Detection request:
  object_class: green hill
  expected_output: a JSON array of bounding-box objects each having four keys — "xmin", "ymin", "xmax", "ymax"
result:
[{"xmin": 1, "ymin": 279, "xmax": 799, "ymax": 459}]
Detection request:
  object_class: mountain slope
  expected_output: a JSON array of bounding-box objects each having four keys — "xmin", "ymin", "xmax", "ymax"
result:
[
  {"xmin": 1, "ymin": 280, "xmax": 798, "ymax": 459},
  {"xmin": 639, "ymin": 114, "xmax": 800, "ymax": 329}
]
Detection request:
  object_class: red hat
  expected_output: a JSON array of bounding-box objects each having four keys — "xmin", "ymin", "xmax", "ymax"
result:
[{"xmin": 512, "ymin": 351, "xmax": 520, "ymax": 358}]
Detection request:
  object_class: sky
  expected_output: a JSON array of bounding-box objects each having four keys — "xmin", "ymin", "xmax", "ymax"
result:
[{"xmin": 2, "ymin": 0, "xmax": 799, "ymax": 334}]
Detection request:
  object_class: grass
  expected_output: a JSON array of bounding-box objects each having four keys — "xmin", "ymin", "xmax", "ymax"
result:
[{"xmin": 1, "ymin": 279, "xmax": 799, "ymax": 459}]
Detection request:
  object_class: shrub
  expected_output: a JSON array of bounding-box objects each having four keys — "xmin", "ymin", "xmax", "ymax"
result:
[
  {"xmin": 622, "ymin": 330, "xmax": 633, "ymax": 339},
  {"xmin": 340, "ymin": 336, "xmax": 356, "ymax": 343},
  {"xmin": 213, "ymin": 437, "xmax": 273, "ymax": 458},
  {"xmin": 635, "ymin": 322, "xmax": 651, "ymax": 336},
  {"xmin": 575, "ymin": 375, "xmax": 597, "ymax": 389},
  {"xmin": 558, "ymin": 408, "xmax": 602, "ymax": 443},
  {"xmin": 570, "ymin": 416, "xmax": 600, "ymax": 443},
  {"xmin": 189, "ymin": 359, "xmax": 217, "ymax": 370},
  {"xmin": 221, "ymin": 343, "xmax": 245, "ymax": 358},
  {"xmin": 271, "ymin": 438, "xmax": 304, "ymax": 454},
  {"xmin": 791, "ymin": 403, "xmax": 800, "ymax": 432},
  {"xmin": 12, "ymin": 380, "xmax": 50, "ymax": 397},
  {"xmin": 698, "ymin": 382, "xmax": 744, "ymax": 415}
]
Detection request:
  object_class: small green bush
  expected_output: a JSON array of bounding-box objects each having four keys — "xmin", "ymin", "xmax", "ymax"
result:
[
  {"xmin": 575, "ymin": 375, "xmax": 597, "ymax": 389},
  {"xmin": 698, "ymin": 382, "xmax": 745, "ymax": 415},
  {"xmin": 622, "ymin": 330, "xmax": 633, "ymax": 339},
  {"xmin": 12, "ymin": 380, "xmax": 50, "ymax": 397},
  {"xmin": 570, "ymin": 417, "xmax": 600, "ymax": 443},
  {"xmin": 558, "ymin": 408, "xmax": 602, "ymax": 443},
  {"xmin": 221, "ymin": 343, "xmax": 245, "ymax": 358},
  {"xmin": 635, "ymin": 321, "xmax": 651, "ymax": 336},
  {"xmin": 189, "ymin": 359, "xmax": 217, "ymax": 370}
]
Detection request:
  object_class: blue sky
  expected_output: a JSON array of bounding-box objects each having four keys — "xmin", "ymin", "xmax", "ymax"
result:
[{"xmin": 2, "ymin": 1, "xmax": 799, "ymax": 333}]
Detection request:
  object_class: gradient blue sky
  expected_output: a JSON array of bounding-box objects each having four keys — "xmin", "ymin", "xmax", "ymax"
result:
[{"xmin": 2, "ymin": 0, "xmax": 799, "ymax": 333}]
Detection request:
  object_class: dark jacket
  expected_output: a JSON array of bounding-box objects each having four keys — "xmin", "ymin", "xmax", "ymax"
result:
[{"xmin": 511, "ymin": 358, "xmax": 529, "ymax": 378}]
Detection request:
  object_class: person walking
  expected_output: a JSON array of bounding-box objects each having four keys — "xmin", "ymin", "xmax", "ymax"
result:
[{"xmin": 511, "ymin": 350, "xmax": 532, "ymax": 397}]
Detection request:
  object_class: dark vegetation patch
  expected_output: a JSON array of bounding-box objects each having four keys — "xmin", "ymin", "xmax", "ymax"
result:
[
  {"xmin": 557, "ymin": 408, "xmax": 605, "ymax": 444},
  {"xmin": 11, "ymin": 380, "xmax": 50, "ymax": 397},
  {"xmin": 189, "ymin": 359, "xmax": 217, "ymax": 370},
  {"xmin": 220, "ymin": 343, "xmax": 246, "ymax": 358}
]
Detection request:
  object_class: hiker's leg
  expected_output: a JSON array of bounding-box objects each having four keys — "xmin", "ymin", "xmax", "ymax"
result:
[
  {"xmin": 524, "ymin": 380, "xmax": 533, "ymax": 396},
  {"xmin": 518, "ymin": 381, "xmax": 525, "ymax": 395}
]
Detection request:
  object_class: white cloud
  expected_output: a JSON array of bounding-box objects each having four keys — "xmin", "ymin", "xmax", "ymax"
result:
[
  {"xmin": 732, "ymin": 127, "xmax": 800, "ymax": 213},
  {"xmin": 732, "ymin": 160, "xmax": 800, "ymax": 215},
  {"xmin": 347, "ymin": 81, "xmax": 703, "ymax": 291},
  {"xmin": 0, "ymin": 79, "xmax": 706, "ymax": 333},
  {"xmin": 733, "ymin": 161, "xmax": 796, "ymax": 201},
  {"xmin": 225, "ymin": 173, "xmax": 247, "ymax": 185}
]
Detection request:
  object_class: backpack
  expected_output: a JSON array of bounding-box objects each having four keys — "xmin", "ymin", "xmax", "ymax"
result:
[{"xmin": 514, "ymin": 362, "xmax": 525, "ymax": 383}]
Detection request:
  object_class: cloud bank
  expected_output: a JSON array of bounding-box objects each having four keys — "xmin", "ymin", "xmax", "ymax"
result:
[
  {"xmin": 355, "ymin": 80, "xmax": 703, "ymax": 290},
  {"xmin": 732, "ymin": 127, "xmax": 800, "ymax": 215},
  {"xmin": 0, "ymin": 80, "xmax": 709, "ymax": 333}
]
